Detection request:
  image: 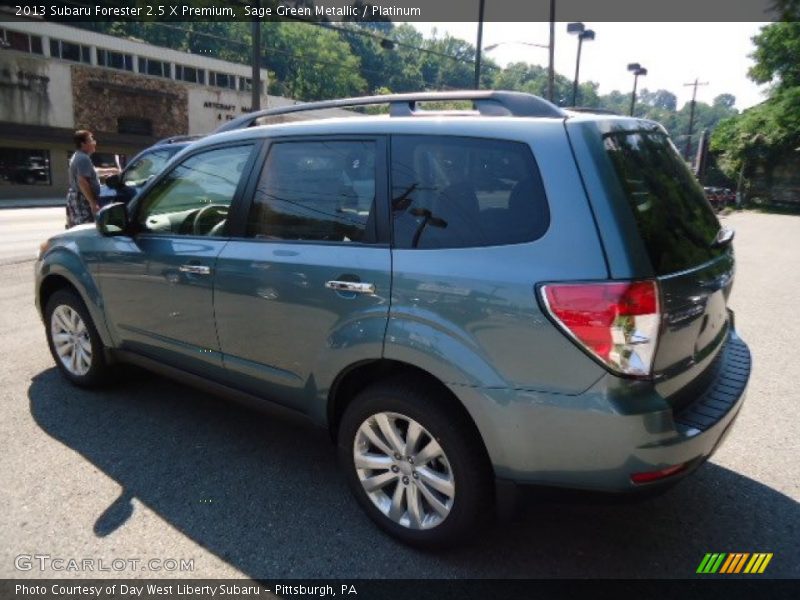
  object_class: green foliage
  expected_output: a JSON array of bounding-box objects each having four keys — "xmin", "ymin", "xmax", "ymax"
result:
[
  {"xmin": 711, "ymin": 88, "xmax": 800, "ymax": 175},
  {"xmin": 710, "ymin": 21, "xmax": 800, "ymax": 188},
  {"xmin": 748, "ymin": 22, "xmax": 800, "ymax": 90},
  {"xmin": 265, "ymin": 22, "xmax": 367, "ymax": 100}
]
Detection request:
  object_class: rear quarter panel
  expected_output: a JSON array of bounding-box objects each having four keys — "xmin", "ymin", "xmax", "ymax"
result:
[{"xmin": 385, "ymin": 120, "xmax": 610, "ymax": 394}]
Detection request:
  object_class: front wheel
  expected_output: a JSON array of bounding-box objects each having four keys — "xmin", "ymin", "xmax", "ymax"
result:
[
  {"xmin": 338, "ymin": 380, "xmax": 493, "ymax": 548},
  {"xmin": 45, "ymin": 289, "xmax": 111, "ymax": 387}
]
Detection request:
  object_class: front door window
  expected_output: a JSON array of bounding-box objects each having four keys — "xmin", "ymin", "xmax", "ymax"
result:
[{"xmin": 137, "ymin": 144, "xmax": 254, "ymax": 237}]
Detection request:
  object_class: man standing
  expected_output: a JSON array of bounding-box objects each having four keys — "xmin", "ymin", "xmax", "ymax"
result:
[{"xmin": 66, "ymin": 130, "xmax": 100, "ymax": 228}]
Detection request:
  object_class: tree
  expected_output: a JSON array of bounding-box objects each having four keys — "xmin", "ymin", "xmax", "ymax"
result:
[
  {"xmin": 639, "ymin": 88, "xmax": 677, "ymax": 111},
  {"xmin": 748, "ymin": 22, "xmax": 800, "ymax": 91},
  {"xmin": 271, "ymin": 24, "xmax": 367, "ymax": 100},
  {"xmin": 710, "ymin": 21, "xmax": 800, "ymax": 189},
  {"xmin": 713, "ymin": 94, "xmax": 736, "ymax": 110}
]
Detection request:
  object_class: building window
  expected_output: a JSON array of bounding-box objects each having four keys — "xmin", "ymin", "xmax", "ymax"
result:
[
  {"xmin": 0, "ymin": 29, "xmax": 43, "ymax": 54},
  {"xmin": 176, "ymin": 65, "xmax": 204, "ymax": 85},
  {"xmin": 139, "ymin": 57, "xmax": 170, "ymax": 78},
  {"xmin": 0, "ymin": 148, "xmax": 51, "ymax": 186},
  {"xmin": 49, "ymin": 39, "xmax": 90, "ymax": 64},
  {"xmin": 210, "ymin": 71, "xmax": 236, "ymax": 90},
  {"xmin": 97, "ymin": 48, "xmax": 133, "ymax": 71},
  {"xmin": 238, "ymin": 77, "xmax": 264, "ymax": 93},
  {"xmin": 118, "ymin": 117, "xmax": 153, "ymax": 136}
]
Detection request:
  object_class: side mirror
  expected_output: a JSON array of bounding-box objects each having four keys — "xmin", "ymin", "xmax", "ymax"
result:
[
  {"xmin": 105, "ymin": 173, "xmax": 122, "ymax": 188},
  {"xmin": 96, "ymin": 202, "xmax": 129, "ymax": 236}
]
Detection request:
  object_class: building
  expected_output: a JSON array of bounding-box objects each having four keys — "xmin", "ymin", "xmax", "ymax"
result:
[{"xmin": 0, "ymin": 20, "xmax": 344, "ymax": 202}]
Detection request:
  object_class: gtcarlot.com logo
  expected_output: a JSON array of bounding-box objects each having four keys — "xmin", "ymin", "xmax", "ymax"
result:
[
  {"xmin": 696, "ymin": 552, "xmax": 773, "ymax": 574},
  {"xmin": 15, "ymin": 554, "xmax": 195, "ymax": 573}
]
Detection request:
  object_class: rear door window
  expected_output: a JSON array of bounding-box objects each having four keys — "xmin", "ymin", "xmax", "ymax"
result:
[
  {"xmin": 391, "ymin": 136, "xmax": 549, "ymax": 249},
  {"xmin": 603, "ymin": 131, "xmax": 723, "ymax": 275}
]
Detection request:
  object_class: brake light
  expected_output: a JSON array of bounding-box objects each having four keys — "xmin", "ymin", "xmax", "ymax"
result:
[{"xmin": 540, "ymin": 280, "xmax": 660, "ymax": 377}]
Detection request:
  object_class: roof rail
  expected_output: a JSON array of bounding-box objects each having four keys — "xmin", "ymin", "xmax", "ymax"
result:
[
  {"xmin": 565, "ymin": 107, "xmax": 621, "ymax": 115},
  {"xmin": 155, "ymin": 134, "xmax": 205, "ymax": 145},
  {"xmin": 215, "ymin": 90, "xmax": 566, "ymax": 133}
]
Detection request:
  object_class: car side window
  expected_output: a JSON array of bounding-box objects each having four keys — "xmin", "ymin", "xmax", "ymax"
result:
[
  {"xmin": 122, "ymin": 149, "xmax": 174, "ymax": 187},
  {"xmin": 137, "ymin": 144, "xmax": 254, "ymax": 237},
  {"xmin": 391, "ymin": 135, "xmax": 549, "ymax": 249},
  {"xmin": 246, "ymin": 140, "xmax": 377, "ymax": 243}
]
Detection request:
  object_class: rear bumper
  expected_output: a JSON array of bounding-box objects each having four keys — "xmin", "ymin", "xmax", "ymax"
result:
[{"xmin": 451, "ymin": 330, "xmax": 751, "ymax": 492}]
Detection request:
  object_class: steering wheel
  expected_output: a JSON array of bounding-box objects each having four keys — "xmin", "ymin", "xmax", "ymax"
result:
[{"xmin": 192, "ymin": 204, "xmax": 228, "ymax": 236}]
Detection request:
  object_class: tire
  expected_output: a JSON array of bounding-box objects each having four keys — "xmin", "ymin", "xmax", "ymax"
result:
[
  {"xmin": 44, "ymin": 288, "xmax": 111, "ymax": 387},
  {"xmin": 338, "ymin": 378, "xmax": 493, "ymax": 548}
]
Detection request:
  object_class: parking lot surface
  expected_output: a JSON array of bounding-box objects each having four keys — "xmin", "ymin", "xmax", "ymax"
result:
[{"xmin": 0, "ymin": 210, "xmax": 797, "ymax": 579}]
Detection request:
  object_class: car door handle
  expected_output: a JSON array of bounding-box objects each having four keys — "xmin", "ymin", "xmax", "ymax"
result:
[
  {"xmin": 325, "ymin": 280, "xmax": 376, "ymax": 294},
  {"xmin": 179, "ymin": 264, "xmax": 212, "ymax": 275}
]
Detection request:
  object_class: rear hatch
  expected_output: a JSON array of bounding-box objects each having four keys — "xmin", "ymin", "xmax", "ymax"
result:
[{"xmin": 599, "ymin": 125, "xmax": 735, "ymax": 403}]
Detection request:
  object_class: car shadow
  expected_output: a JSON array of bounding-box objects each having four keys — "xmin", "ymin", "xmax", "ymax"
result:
[{"xmin": 29, "ymin": 367, "xmax": 798, "ymax": 579}]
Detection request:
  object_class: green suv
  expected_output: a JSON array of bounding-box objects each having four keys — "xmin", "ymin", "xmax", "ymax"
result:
[{"xmin": 35, "ymin": 92, "xmax": 750, "ymax": 547}]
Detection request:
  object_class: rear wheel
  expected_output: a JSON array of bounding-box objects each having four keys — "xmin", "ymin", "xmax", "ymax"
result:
[
  {"xmin": 45, "ymin": 289, "xmax": 111, "ymax": 387},
  {"xmin": 338, "ymin": 379, "xmax": 493, "ymax": 548}
]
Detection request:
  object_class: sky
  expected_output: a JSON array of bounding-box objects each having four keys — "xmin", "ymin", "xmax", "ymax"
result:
[{"xmin": 410, "ymin": 22, "xmax": 770, "ymax": 110}]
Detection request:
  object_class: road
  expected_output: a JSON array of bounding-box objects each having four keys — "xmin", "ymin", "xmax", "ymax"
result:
[
  {"xmin": 0, "ymin": 208, "xmax": 65, "ymax": 265},
  {"xmin": 0, "ymin": 210, "xmax": 797, "ymax": 580}
]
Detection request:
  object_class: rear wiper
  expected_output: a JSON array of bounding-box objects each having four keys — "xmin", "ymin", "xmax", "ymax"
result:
[{"xmin": 711, "ymin": 227, "xmax": 735, "ymax": 248}]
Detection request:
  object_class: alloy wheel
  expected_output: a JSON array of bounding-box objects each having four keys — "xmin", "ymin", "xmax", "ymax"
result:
[
  {"xmin": 50, "ymin": 305, "xmax": 92, "ymax": 376},
  {"xmin": 354, "ymin": 411, "xmax": 455, "ymax": 530}
]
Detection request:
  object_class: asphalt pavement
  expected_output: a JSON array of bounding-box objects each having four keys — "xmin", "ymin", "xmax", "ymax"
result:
[
  {"xmin": 0, "ymin": 208, "xmax": 65, "ymax": 265},
  {"xmin": 0, "ymin": 210, "xmax": 797, "ymax": 579}
]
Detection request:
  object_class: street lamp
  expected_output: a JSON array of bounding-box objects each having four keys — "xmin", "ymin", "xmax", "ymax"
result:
[
  {"xmin": 567, "ymin": 23, "xmax": 595, "ymax": 107},
  {"xmin": 627, "ymin": 63, "xmax": 647, "ymax": 116}
]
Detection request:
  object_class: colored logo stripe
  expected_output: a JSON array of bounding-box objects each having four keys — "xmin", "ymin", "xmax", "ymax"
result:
[
  {"xmin": 744, "ymin": 553, "xmax": 773, "ymax": 574},
  {"xmin": 697, "ymin": 553, "xmax": 773, "ymax": 574},
  {"xmin": 720, "ymin": 553, "xmax": 749, "ymax": 573},
  {"xmin": 697, "ymin": 553, "xmax": 726, "ymax": 573}
]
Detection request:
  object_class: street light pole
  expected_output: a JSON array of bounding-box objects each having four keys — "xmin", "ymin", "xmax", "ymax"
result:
[
  {"xmin": 474, "ymin": 0, "xmax": 486, "ymax": 90},
  {"xmin": 548, "ymin": 0, "xmax": 555, "ymax": 102},
  {"xmin": 251, "ymin": 3, "xmax": 261, "ymax": 112},
  {"xmin": 568, "ymin": 23, "xmax": 595, "ymax": 107},
  {"xmin": 628, "ymin": 63, "xmax": 647, "ymax": 116}
]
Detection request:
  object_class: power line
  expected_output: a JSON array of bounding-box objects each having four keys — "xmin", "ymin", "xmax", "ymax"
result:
[
  {"xmin": 72, "ymin": 21, "xmax": 465, "ymax": 94},
  {"xmin": 310, "ymin": 21, "xmax": 476, "ymax": 65}
]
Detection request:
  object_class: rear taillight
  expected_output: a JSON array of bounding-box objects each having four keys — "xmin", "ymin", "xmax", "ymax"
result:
[{"xmin": 540, "ymin": 280, "xmax": 660, "ymax": 377}]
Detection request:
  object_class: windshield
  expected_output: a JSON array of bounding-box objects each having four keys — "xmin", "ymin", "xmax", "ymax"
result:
[
  {"xmin": 123, "ymin": 148, "xmax": 180, "ymax": 187},
  {"xmin": 604, "ymin": 131, "xmax": 724, "ymax": 275}
]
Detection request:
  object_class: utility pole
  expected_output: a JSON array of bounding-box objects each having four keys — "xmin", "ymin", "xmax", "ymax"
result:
[
  {"xmin": 474, "ymin": 0, "xmax": 486, "ymax": 90},
  {"xmin": 251, "ymin": 0, "xmax": 261, "ymax": 111},
  {"xmin": 683, "ymin": 78, "xmax": 708, "ymax": 163}
]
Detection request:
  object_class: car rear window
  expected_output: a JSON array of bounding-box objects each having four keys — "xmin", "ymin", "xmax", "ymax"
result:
[
  {"xmin": 391, "ymin": 135, "xmax": 549, "ymax": 249},
  {"xmin": 603, "ymin": 131, "xmax": 724, "ymax": 275}
]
